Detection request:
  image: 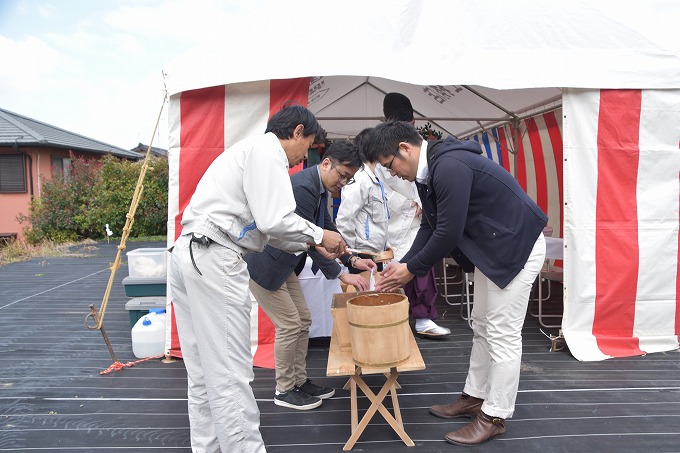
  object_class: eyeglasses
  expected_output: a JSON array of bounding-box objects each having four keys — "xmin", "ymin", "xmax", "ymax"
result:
[
  {"xmin": 384, "ymin": 154, "xmax": 397, "ymax": 170},
  {"xmin": 326, "ymin": 158, "xmax": 356, "ymax": 185},
  {"xmin": 334, "ymin": 166, "xmax": 355, "ymax": 185}
]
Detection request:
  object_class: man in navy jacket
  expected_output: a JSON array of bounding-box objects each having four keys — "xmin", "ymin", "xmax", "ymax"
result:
[
  {"xmin": 361, "ymin": 122, "xmax": 547, "ymax": 446},
  {"xmin": 245, "ymin": 140, "xmax": 375, "ymax": 411}
]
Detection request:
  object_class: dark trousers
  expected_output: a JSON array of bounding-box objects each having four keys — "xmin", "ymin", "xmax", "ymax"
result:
[{"xmin": 403, "ymin": 267, "xmax": 439, "ymax": 320}]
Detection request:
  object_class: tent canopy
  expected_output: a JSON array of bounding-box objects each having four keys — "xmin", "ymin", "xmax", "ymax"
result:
[
  {"xmin": 164, "ymin": 0, "xmax": 679, "ymax": 139},
  {"xmin": 164, "ymin": 0, "xmax": 680, "ymax": 362}
]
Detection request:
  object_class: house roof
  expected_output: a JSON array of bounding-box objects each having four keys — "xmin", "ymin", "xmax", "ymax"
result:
[
  {"xmin": 0, "ymin": 107, "xmax": 141, "ymax": 160},
  {"xmin": 130, "ymin": 142, "xmax": 168, "ymax": 157}
]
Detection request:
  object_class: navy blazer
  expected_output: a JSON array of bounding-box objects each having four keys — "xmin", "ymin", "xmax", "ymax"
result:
[
  {"xmin": 245, "ymin": 166, "xmax": 343, "ymax": 291},
  {"xmin": 403, "ymin": 137, "xmax": 548, "ymax": 289}
]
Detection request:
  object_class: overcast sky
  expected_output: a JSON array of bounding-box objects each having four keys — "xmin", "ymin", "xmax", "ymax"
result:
[
  {"xmin": 1, "ymin": 0, "xmax": 677, "ymax": 152},
  {"xmin": 0, "ymin": 0, "xmax": 268, "ymax": 151}
]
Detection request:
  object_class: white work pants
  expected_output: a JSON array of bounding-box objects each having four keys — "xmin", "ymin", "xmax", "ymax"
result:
[
  {"xmin": 463, "ymin": 233, "xmax": 546, "ymax": 419},
  {"xmin": 169, "ymin": 234, "xmax": 266, "ymax": 453}
]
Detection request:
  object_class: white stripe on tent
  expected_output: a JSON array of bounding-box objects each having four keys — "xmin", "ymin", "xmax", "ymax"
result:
[
  {"xmin": 225, "ymin": 80, "xmax": 270, "ymax": 149},
  {"xmin": 165, "ymin": 94, "xmax": 182, "ymax": 355},
  {"xmin": 634, "ymin": 89, "xmax": 680, "ymax": 354},
  {"xmin": 250, "ymin": 296, "xmax": 260, "ymax": 357}
]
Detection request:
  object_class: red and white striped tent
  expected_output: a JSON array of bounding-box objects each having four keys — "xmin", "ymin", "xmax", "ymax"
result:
[{"xmin": 163, "ymin": 0, "xmax": 680, "ymax": 362}]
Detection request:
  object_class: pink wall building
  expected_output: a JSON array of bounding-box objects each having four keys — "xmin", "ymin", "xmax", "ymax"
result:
[{"xmin": 0, "ymin": 108, "xmax": 141, "ymax": 241}]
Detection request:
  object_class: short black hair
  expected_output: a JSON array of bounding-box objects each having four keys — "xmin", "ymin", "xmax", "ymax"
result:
[
  {"xmin": 383, "ymin": 92, "xmax": 414, "ymax": 122},
  {"xmin": 352, "ymin": 127, "xmax": 374, "ymax": 158},
  {"xmin": 265, "ymin": 105, "xmax": 322, "ymax": 142},
  {"xmin": 323, "ymin": 139, "xmax": 364, "ymax": 169},
  {"xmin": 362, "ymin": 121, "xmax": 422, "ymax": 163}
]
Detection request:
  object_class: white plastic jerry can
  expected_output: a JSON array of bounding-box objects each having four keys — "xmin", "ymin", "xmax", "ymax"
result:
[{"xmin": 131, "ymin": 308, "xmax": 166, "ymax": 359}]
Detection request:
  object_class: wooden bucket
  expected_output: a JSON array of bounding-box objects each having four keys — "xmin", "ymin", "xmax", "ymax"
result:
[{"xmin": 346, "ymin": 292, "xmax": 410, "ymax": 368}]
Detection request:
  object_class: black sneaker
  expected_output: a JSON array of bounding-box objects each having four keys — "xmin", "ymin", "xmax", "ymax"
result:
[
  {"xmin": 274, "ymin": 387, "xmax": 322, "ymax": 410},
  {"xmin": 297, "ymin": 379, "xmax": 335, "ymax": 399}
]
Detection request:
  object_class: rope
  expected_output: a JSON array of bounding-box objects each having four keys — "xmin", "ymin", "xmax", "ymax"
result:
[
  {"xmin": 95, "ymin": 89, "xmax": 168, "ymax": 329},
  {"xmin": 100, "ymin": 354, "xmax": 165, "ymax": 375}
]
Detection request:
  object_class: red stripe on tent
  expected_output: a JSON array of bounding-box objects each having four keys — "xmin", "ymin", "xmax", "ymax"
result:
[
  {"xmin": 526, "ymin": 118, "xmax": 548, "ymax": 214},
  {"xmin": 511, "ymin": 124, "xmax": 527, "ymax": 191},
  {"xmin": 176, "ymin": 86, "xmax": 226, "ymax": 239},
  {"xmin": 497, "ymin": 126, "xmax": 512, "ymax": 173},
  {"xmin": 169, "ymin": 85, "xmax": 226, "ymax": 359},
  {"xmin": 169, "ymin": 302, "xmax": 181, "ymax": 355},
  {"xmin": 593, "ymin": 89, "xmax": 643, "ymax": 357},
  {"xmin": 269, "ymin": 78, "xmax": 311, "ymax": 176},
  {"xmin": 253, "ymin": 78, "xmax": 310, "ymax": 369},
  {"xmin": 269, "ymin": 78, "xmax": 310, "ymax": 114},
  {"xmin": 544, "ymin": 111, "xmax": 564, "ymax": 237}
]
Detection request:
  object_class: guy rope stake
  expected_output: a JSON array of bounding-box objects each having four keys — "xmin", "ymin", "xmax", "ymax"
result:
[{"xmin": 86, "ymin": 88, "xmax": 168, "ymax": 372}]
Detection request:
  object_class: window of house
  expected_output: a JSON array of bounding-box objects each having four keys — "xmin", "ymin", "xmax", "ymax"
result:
[
  {"xmin": 52, "ymin": 156, "xmax": 72, "ymax": 180},
  {"xmin": 0, "ymin": 154, "xmax": 27, "ymax": 193}
]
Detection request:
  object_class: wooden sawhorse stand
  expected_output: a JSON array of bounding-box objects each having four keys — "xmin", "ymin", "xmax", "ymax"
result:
[{"xmin": 326, "ymin": 330, "xmax": 425, "ymax": 450}]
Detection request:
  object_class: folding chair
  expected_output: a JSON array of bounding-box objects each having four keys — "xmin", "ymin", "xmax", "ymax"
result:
[
  {"xmin": 438, "ymin": 258, "xmax": 473, "ymax": 327},
  {"xmin": 438, "ymin": 258, "xmax": 463, "ymax": 300},
  {"xmin": 535, "ymin": 237, "xmax": 564, "ymax": 328}
]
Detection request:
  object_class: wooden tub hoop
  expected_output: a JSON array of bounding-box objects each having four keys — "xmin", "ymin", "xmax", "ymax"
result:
[{"xmin": 348, "ymin": 317, "xmax": 409, "ymax": 329}]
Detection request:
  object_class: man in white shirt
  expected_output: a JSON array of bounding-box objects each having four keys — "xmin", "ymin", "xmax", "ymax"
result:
[
  {"xmin": 335, "ymin": 154, "xmax": 389, "ymax": 259},
  {"xmin": 378, "ymin": 93, "xmax": 451, "ymax": 338},
  {"xmin": 169, "ymin": 105, "xmax": 347, "ymax": 453}
]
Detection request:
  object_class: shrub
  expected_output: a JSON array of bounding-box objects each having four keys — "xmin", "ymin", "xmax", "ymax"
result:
[
  {"xmin": 87, "ymin": 155, "xmax": 169, "ymax": 238},
  {"xmin": 18, "ymin": 153, "xmax": 168, "ymax": 244}
]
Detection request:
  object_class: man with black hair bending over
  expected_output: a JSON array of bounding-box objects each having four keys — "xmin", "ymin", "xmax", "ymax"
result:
[
  {"xmin": 169, "ymin": 105, "xmax": 347, "ymax": 453},
  {"xmin": 362, "ymin": 120, "xmax": 547, "ymax": 447},
  {"xmin": 246, "ymin": 140, "xmax": 376, "ymax": 411},
  {"xmin": 379, "ymin": 92, "xmax": 450, "ymax": 339}
]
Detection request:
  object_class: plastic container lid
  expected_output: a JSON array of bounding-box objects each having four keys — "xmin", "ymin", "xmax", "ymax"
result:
[
  {"xmin": 125, "ymin": 297, "xmax": 166, "ymax": 310},
  {"xmin": 148, "ymin": 307, "xmax": 166, "ymax": 314}
]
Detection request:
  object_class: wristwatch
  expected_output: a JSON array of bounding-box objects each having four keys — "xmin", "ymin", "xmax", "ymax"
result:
[{"xmin": 349, "ymin": 255, "xmax": 359, "ymax": 267}]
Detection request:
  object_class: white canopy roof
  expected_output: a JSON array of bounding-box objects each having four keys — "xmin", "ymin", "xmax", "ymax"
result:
[{"xmin": 164, "ymin": 0, "xmax": 680, "ymax": 137}]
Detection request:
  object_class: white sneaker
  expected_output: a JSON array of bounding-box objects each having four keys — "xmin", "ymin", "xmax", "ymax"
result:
[{"xmin": 415, "ymin": 319, "xmax": 451, "ymax": 339}]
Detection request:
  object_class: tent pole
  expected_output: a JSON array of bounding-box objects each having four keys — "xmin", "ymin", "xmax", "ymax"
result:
[
  {"xmin": 512, "ymin": 118, "xmax": 521, "ymax": 179},
  {"xmin": 461, "ymin": 85, "xmax": 520, "ymax": 121}
]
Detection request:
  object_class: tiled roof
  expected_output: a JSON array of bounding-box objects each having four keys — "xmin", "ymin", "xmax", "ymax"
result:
[
  {"xmin": 131, "ymin": 142, "xmax": 168, "ymax": 157},
  {"xmin": 0, "ymin": 107, "xmax": 141, "ymax": 159}
]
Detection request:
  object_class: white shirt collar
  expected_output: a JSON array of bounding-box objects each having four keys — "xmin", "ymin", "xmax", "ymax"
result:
[
  {"xmin": 416, "ymin": 140, "xmax": 429, "ymax": 184},
  {"xmin": 366, "ymin": 165, "xmax": 379, "ymax": 183},
  {"xmin": 314, "ymin": 165, "xmax": 326, "ymax": 195}
]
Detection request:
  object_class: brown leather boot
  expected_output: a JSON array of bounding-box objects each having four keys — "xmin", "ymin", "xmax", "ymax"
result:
[
  {"xmin": 428, "ymin": 393, "xmax": 483, "ymax": 419},
  {"xmin": 445, "ymin": 411, "xmax": 506, "ymax": 446}
]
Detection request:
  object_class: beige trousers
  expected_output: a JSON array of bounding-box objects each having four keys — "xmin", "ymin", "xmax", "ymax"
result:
[{"xmin": 249, "ymin": 272, "xmax": 311, "ymax": 393}]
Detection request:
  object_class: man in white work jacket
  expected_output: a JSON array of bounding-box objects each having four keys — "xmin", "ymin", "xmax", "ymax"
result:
[{"xmin": 169, "ymin": 105, "xmax": 347, "ymax": 453}]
